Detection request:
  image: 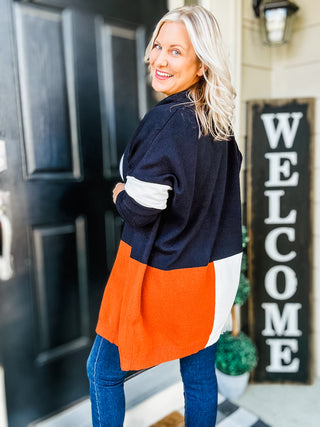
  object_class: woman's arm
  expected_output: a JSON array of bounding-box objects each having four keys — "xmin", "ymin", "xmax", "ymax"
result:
[{"xmin": 113, "ymin": 108, "xmax": 197, "ymax": 229}]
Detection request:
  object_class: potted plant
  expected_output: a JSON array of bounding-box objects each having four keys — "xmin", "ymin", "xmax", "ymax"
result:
[{"xmin": 215, "ymin": 227, "xmax": 258, "ymax": 399}]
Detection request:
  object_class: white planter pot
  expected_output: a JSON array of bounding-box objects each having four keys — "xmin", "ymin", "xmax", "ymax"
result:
[{"xmin": 216, "ymin": 368, "xmax": 249, "ymax": 400}]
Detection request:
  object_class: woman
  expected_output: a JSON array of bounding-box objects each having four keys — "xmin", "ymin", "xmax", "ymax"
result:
[{"xmin": 87, "ymin": 5, "xmax": 242, "ymax": 426}]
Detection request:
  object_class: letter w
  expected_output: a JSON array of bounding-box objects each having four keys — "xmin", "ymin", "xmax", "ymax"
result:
[{"xmin": 261, "ymin": 112, "xmax": 303, "ymax": 149}]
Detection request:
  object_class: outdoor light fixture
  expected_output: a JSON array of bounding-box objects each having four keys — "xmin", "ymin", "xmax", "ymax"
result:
[{"xmin": 253, "ymin": 0, "xmax": 299, "ymax": 46}]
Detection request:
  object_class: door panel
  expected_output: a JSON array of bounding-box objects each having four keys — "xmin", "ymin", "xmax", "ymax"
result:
[
  {"xmin": 96, "ymin": 20, "xmax": 147, "ymax": 176},
  {"xmin": 15, "ymin": 4, "xmax": 81, "ymax": 179},
  {"xmin": 0, "ymin": 0, "xmax": 167, "ymax": 425},
  {"xmin": 32, "ymin": 218, "xmax": 89, "ymax": 364}
]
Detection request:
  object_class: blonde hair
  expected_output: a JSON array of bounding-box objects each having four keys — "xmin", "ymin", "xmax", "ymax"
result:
[{"xmin": 145, "ymin": 5, "xmax": 235, "ymax": 141}]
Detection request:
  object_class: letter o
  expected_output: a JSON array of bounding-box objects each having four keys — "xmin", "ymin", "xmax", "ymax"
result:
[{"xmin": 265, "ymin": 265, "xmax": 298, "ymax": 300}]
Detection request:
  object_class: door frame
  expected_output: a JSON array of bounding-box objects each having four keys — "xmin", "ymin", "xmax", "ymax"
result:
[{"xmin": 0, "ymin": 365, "xmax": 8, "ymax": 427}]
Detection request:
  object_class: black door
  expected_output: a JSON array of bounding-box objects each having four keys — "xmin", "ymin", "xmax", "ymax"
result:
[{"xmin": 0, "ymin": 0, "xmax": 167, "ymax": 425}]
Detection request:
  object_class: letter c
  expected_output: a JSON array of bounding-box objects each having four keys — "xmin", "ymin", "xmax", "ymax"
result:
[{"xmin": 265, "ymin": 227, "xmax": 297, "ymax": 262}]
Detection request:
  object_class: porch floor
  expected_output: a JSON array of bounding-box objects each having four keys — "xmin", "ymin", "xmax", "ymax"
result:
[{"xmin": 33, "ymin": 377, "xmax": 320, "ymax": 426}]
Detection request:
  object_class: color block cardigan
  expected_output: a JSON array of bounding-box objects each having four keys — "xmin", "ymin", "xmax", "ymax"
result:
[{"xmin": 96, "ymin": 90, "xmax": 243, "ymax": 371}]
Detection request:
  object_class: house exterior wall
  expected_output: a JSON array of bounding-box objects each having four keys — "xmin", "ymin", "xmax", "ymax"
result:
[
  {"xmin": 241, "ymin": 0, "xmax": 320, "ymax": 378},
  {"xmin": 169, "ymin": 0, "xmax": 320, "ymax": 379},
  {"xmin": 270, "ymin": 1, "xmax": 320, "ymax": 377}
]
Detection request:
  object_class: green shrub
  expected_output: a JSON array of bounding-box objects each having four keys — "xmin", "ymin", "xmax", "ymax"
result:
[
  {"xmin": 216, "ymin": 331, "xmax": 258, "ymax": 376},
  {"xmin": 234, "ymin": 273, "xmax": 251, "ymax": 305}
]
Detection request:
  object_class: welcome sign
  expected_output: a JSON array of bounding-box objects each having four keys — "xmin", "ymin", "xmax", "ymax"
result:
[{"xmin": 246, "ymin": 98, "xmax": 314, "ymax": 382}]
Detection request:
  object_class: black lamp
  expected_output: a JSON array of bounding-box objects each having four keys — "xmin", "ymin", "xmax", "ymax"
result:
[{"xmin": 253, "ymin": 0, "xmax": 299, "ymax": 46}]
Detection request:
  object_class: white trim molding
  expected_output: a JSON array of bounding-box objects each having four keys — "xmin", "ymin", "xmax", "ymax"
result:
[
  {"xmin": 200, "ymin": 0, "xmax": 242, "ymax": 140},
  {"xmin": 0, "ymin": 365, "xmax": 8, "ymax": 427},
  {"xmin": 167, "ymin": 0, "xmax": 185, "ymax": 10}
]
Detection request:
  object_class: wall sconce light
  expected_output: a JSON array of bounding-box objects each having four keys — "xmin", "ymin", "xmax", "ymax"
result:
[{"xmin": 253, "ymin": 0, "xmax": 299, "ymax": 46}]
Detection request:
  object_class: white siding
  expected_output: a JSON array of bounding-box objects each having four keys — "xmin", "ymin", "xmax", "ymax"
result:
[
  {"xmin": 168, "ymin": 0, "xmax": 320, "ymax": 378},
  {"xmin": 270, "ymin": 1, "xmax": 320, "ymax": 378},
  {"xmin": 241, "ymin": 0, "xmax": 320, "ymax": 377}
]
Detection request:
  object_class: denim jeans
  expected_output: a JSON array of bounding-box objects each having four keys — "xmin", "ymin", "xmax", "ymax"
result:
[{"xmin": 87, "ymin": 335, "xmax": 218, "ymax": 427}]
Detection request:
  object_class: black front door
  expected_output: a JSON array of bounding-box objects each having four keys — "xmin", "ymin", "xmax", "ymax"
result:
[{"xmin": 0, "ymin": 1, "xmax": 167, "ymax": 425}]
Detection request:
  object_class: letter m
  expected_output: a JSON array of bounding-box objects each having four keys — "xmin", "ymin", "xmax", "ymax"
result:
[
  {"xmin": 261, "ymin": 112, "xmax": 303, "ymax": 149},
  {"xmin": 262, "ymin": 303, "xmax": 302, "ymax": 336}
]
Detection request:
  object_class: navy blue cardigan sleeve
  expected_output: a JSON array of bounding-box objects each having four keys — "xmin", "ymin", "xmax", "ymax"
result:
[
  {"xmin": 115, "ymin": 107, "xmax": 198, "ymax": 228},
  {"xmin": 115, "ymin": 191, "xmax": 162, "ymax": 228}
]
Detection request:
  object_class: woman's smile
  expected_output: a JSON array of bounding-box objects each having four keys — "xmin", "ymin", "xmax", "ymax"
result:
[{"xmin": 155, "ymin": 69, "xmax": 173, "ymax": 80}]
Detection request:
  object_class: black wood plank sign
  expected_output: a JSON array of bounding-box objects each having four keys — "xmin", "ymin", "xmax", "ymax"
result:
[{"xmin": 246, "ymin": 98, "xmax": 314, "ymax": 382}]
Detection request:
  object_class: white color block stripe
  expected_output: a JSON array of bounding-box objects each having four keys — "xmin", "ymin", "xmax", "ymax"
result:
[
  {"xmin": 125, "ymin": 175, "xmax": 172, "ymax": 210},
  {"xmin": 206, "ymin": 252, "xmax": 243, "ymax": 347}
]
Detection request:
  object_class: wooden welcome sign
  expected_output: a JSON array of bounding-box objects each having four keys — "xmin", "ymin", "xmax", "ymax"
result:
[{"xmin": 246, "ymin": 98, "xmax": 314, "ymax": 382}]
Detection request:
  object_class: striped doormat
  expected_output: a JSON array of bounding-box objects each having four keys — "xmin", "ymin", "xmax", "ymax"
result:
[
  {"xmin": 215, "ymin": 395, "xmax": 270, "ymax": 426},
  {"xmin": 150, "ymin": 394, "xmax": 270, "ymax": 427}
]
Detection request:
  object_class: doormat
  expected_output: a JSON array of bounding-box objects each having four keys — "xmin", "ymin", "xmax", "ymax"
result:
[
  {"xmin": 150, "ymin": 411, "xmax": 184, "ymax": 427},
  {"xmin": 150, "ymin": 396, "xmax": 270, "ymax": 427}
]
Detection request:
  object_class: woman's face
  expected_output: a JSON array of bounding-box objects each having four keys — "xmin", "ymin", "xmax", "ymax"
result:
[{"xmin": 149, "ymin": 21, "xmax": 204, "ymax": 96}]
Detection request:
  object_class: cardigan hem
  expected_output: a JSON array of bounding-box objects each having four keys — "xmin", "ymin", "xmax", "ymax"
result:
[{"xmin": 95, "ymin": 325, "xmax": 212, "ymax": 371}]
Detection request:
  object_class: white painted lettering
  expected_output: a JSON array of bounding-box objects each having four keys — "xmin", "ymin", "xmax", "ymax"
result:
[
  {"xmin": 265, "ymin": 227, "xmax": 297, "ymax": 262},
  {"xmin": 265, "ymin": 152, "xmax": 299, "ymax": 187},
  {"xmin": 259, "ymin": 107, "xmax": 306, "ymax": 379},
  {"xmin": 266, "ymin": 339, "xmax": 300, "ymax": 372},
  {"xmin": 265, "ymin": 265, "xmax": 298, "ymax": 300},
  {"xmin": 261, "ymin": 112, "xmax": 303, "ymax": 149},
  {"xmin": 262, "ymin": 303, "xmax": 302, "ymax": 336},
  {"xmin": 264, "ymin": 190, "xmax": 297, "ymax": 224}
]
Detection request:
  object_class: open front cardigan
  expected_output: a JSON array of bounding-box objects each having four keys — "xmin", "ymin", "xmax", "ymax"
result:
[{"xmin": 96, "ymin": 90, "xmax": 243, "ymax": 371}]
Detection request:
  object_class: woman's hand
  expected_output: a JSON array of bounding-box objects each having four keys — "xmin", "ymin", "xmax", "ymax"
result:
[{"xmin": 113, "ymin": 183, "xmax": 125, "ymax": 203}]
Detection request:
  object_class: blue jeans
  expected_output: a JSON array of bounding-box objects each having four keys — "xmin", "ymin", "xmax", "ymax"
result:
[{"xmin": 87, "ymin": 335, "xmax": 218, "ymax": 427}]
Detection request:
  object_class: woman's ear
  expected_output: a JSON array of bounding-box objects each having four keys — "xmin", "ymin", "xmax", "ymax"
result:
[{"xmin": 197, "ymin": 64, "xmax": 208, "ymax": 77}]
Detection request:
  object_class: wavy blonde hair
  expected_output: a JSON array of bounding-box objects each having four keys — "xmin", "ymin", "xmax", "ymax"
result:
[{"xmin": 145, "ymin": 5, "xmax": 235, "ymax": 140}]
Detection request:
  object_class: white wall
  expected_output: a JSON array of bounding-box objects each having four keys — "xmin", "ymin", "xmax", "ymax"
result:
[
  {"xmin": 270, "ymin": 0, "xmax": 320, "ymax": 378},
  {"xmin": 168, "ymin": 0, "xmax": 320, "ymax": 378},
  {"xmin": 201, "ymin": 0, "xmax": 243, "ymax": 141},
  {"xmin": 241, "ymin": 0, "xmax": 320, "ymax": 378},
  {"xmin": 169, "ymin": 0, "xmax": 243, "ymax": 139}
]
